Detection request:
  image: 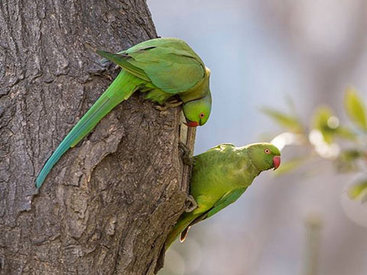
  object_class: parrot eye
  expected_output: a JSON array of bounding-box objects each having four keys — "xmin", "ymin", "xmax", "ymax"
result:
[
  {"xmin": 264, "ymin": 148, "xmax": 271, "ymax": 154},
  {"xmin": 199, "ymin": 112, "xmax": 205, "ymax": 118}
]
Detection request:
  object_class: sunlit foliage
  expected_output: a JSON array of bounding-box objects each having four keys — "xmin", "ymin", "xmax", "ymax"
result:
[{"xmin": 264, "ymin": 88, "xmax": 367, "ymax": 201}]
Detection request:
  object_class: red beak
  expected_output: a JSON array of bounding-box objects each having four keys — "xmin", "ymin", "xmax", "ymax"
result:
[
  {"xmin": 273, "ymin": 156, "xmax": 281, "ymax": 170},
  {"xmin": 184, "ymin": 121, "xmax": 199, "ymax": 127}
]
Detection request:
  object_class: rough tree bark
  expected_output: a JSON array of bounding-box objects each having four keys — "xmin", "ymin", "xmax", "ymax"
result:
[{"xmin": 0, "ymin": 1, "xmax": 194, "ymax": 274}]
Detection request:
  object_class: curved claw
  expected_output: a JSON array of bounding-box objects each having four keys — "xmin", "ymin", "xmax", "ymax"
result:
[
  {"xmin": 154, "ymin": 100, "xmax": 183, "ymax": 111},
  {"xmin": 185, "ymin": 195, "xmax": 198, "ymax": 212},
  {"xmin": 154, "ymin": 105, "xmax": 168, "ymax": 111}
]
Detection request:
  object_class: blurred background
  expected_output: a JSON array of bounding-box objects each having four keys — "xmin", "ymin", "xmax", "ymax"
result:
[{"xmin": 147, "ymin": 1, "xmax": 367, "ymax": 274}]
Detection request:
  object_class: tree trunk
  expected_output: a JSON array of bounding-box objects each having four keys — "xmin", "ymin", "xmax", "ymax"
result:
[{"xmin": 0, "ymin": 1, "xmax": 194, "ymax": 274}]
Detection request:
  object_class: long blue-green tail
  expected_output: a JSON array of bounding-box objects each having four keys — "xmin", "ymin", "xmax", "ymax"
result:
[{"xmin": 35, "ymin": 71, "xmax": 143, "ymax": 189}]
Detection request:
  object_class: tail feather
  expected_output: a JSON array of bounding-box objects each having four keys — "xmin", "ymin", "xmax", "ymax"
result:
[
  {"xmin": 180, "ymin": 226, "xmax": 191, "ymax": 242},
  {"xmin": 35, "ymin": 70, "xmax": 143, "ymax": 189},
  {"xmin": 165, "ymin": 212, "xmax": 200, "ymax": 250}
]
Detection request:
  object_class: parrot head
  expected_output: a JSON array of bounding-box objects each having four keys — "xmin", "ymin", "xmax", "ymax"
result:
[
  {"xmin": 247, "ymin": 143, "xmax": 281, "ymax": 172},
  {"xmin": 183, "ymin": 92, "xmax": 212, "ymax": 127}
]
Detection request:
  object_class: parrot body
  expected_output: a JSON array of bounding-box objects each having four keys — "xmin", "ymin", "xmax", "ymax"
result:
[
  {"xmin": 36, "ymin": 38, "xmax": 212, "ymax": 189},
  {"xmin": 165, "ymin": 143, "xmax": 281, "ymax": 248}
]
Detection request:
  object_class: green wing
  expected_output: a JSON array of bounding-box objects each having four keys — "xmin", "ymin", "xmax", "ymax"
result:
[
  {"xmin": 206, "ymin": 188, "xmax": 247, "ymax": 218},
  {"xmin": 96, "ymin": 50, "xmax": 150, "ymax": 82},
  {"xmin": 185, "ymin": 188, "xmax": 247, "ymax": 236},
  {"xmin": 174, "ymin": 188, "xmax": 246, "ymax": 245},
  {"xmin": 97, "ymin": 38, "xmax": 206, "ymax": 94},
  {"xmin": 165, "ymin": 186, "xmax": 247, "ymax": 249}
]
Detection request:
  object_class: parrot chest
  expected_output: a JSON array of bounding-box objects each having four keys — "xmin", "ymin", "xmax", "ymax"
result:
[
  {"xmin": 142, "ymin": 87, "xmax": 173, "ymax": 105},
  {"xmin": 190, "ymin": 147, "xmax": 258, "ymax": 209},
  {"xmin": 191, "ymin": 160, "xmax": 255, "ymax": 203},
  {"xmin": 179, "ymin": 76, "xmax": 209, "ymax": 103}
]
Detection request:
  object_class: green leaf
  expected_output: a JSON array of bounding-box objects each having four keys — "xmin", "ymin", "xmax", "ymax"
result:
[
  {"xmin": 261, "ymin": 107, "xmax": 303, "ymax": 133},
  {"xmin": 312, "ymin": 107, "xmax": 337, "ymax": 143},
  {"xmin": 336, "ymin": 149, "xmax": 365, "ymax": 172},
  {"xmin": 334, "ymin": 127, "xmax": 356, "ymax": 141},
  {"xmin": 274, "ymin": 157, "xmax": 307, "ymax": 175},
  {"xmin": 344, "ymin": 88, "xmax": 367, "ymax": 131},
  {"xmin": 339, "ymin": 149, "xmax": 365, "ymax": 161},
  {"xmin": 348, "ymin": 180, "xmax": 367, "ymax": 200},
  {"xmin": 312, "ymin": 107, "xmax": 355, "ymax": 143}
]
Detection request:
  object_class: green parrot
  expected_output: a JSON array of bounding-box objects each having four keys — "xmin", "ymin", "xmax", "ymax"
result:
[
  {"xmin": 165, "ymin": 142, "xmax": 281, "ymax": 249},
  {"xmin": 35, "ymin": 38, "xmax": 212, "ymax": 189}
]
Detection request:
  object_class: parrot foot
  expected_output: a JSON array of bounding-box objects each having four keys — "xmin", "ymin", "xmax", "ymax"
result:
[
  {"xmin": 166, "ymin": 98, "xmax": 182, "ymax": 106},
  {"xmin": 154, "ymin": 105, "xmax": 168, "ymax": 111},
  {"xmin": 185, "ymin": 195, "xmax": 198, "ymax": 212},
  {"xmin": 179, "ymin": 142, "xmax": 194, "ymax": 166},
  {"xmin": 154, "ymin": 100, "xmax": 183, "ymax": 111}
]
